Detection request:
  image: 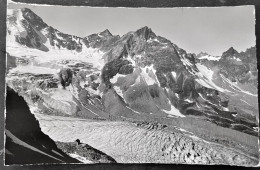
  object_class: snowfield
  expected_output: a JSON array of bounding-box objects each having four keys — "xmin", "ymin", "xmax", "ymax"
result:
[
  {"xmin": 171, "ymin": 71, "xmax": 177, "ymax": 79},
  {"xmin": 195, "ymin": 63, "xmax": 229, "ymax": 92},
  {"xmin": 163, "ymin": 100, "xmax": 186, "ymax": 118},
  {"xmin": 198, "ymin": 55, "xmax": 221, "ymax": 61},
  {"xmin": 140, "ymin": 64, "xmax": 158, "ymax": 86},
  {"xmin": 114, "ymin": 86, "xmax": 124, "ymax": 100},
  {"xmin": 111, "ymin": 73, "xmax": 126, "ymax": 84}
]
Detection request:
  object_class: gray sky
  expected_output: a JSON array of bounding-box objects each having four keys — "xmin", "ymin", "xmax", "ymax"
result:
[{"xmin": 8, "ymin": 2, "xmax": 255, "ymax": 56}]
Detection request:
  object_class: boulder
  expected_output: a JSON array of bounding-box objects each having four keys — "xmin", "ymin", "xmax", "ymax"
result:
[{"xmin": 58, "ymin": 68, "xmax": 73, "ymax": 88}]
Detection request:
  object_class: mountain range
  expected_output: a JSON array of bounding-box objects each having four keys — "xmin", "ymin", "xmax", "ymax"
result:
[{"xmin": 5, "ymin": 8, "xmax": 259, "ymax": 165}]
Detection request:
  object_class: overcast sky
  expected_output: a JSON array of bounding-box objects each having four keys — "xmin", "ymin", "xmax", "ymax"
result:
[{"xmin": 8, "ymin": 2, "xmax": 255, "ymax": 56}]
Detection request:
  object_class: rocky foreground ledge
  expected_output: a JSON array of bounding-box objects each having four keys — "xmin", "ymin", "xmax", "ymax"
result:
[
  {"xmin": 5, "ymin": 88, "xmax": 117, "ymax": 164},
  {"xmin": 56, "ymin": 140, "xmax": 117, "ymax": 163}
]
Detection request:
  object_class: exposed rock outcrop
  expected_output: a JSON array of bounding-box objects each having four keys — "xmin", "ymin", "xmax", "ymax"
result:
[
  {"xmin": 56, "ymin": 140, "xmax": 117, "ymax": 163},
  {"xmin": 58, "ymin": 68, "xmax": 73, "ymax": 88}
]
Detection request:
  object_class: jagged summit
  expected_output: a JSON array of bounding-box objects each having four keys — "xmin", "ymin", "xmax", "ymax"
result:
[
  {"xmin": 99, "ymin": 29, "xmax": 113, "ymax": 37},
  {"xmin": 7, "ymin": 8, "xmax": 120, "ymax": 52},
  {"xmin": 86, "ymin": 29, "xmax": 114, "ymax": 39},
  {"xmin": 138, "ymin": 26, "xmax": 150, "ymax": 31},
  {"xmin": 135, "ymin": 26, "xmax": 156, "ymax": 40},
  {"xmin": 222, "ymin": 47, "xmax": 239, "ymax": 58}
]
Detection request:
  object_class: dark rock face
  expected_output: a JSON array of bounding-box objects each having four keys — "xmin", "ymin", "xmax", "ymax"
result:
[
  {"xmin": 14, "ymin": 18, "xmax": 49, "ymax": 52},
  {"xmin": 5, "ymin": 88, "xmax": 81, "ymax": 164},
  {"xmin": 98, "ymin": 26, "xmax": 258, "ymax": 136},
  {"xmin": 135, "ymin": 26, "xmax": 156, "ymax": 40},
  {"xmin": 221, "ymin": 47, "xmax": 239, "ymax": 58},
  {"xmin": 21, "ymin": 8, "xmax": 48, "ymax": 30},
  {"xmin": 102, "ymin": 58, "xmax": 133, "ymax": 87},
  {"xmin": 58, "ymin": 68, "xmax": 73, "ymax": 88},
  {"xmin": 6, "ymin": 53, "xmax": 17, "ymax": 71},
  {"xmin": 101, "ymin": 27, "xmax": 193, "ymax": 98}
]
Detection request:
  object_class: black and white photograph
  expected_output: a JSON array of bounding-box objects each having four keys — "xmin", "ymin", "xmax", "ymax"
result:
[{"xmin": 4, "ymin": 0, "xmax": 259, "ymax": 166}]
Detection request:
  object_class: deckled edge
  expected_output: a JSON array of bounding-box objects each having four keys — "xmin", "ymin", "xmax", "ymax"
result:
[{"xmin": 3, "ymin": 0, "xmax": 260, "ymax": 168}]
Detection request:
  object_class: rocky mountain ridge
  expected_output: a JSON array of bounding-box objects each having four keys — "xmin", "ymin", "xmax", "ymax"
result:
[{"xmin": 7, "ymin": 8, "xmax": 120, "ymax": 52}]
